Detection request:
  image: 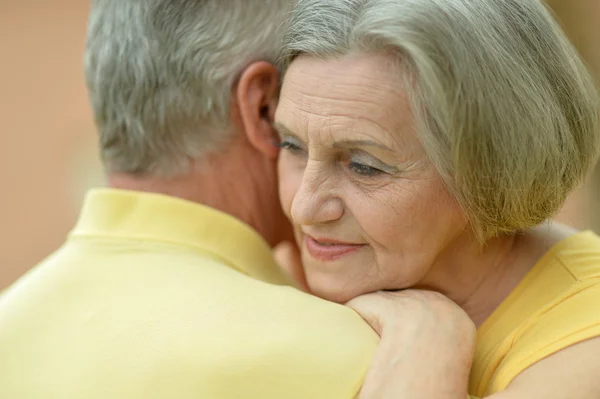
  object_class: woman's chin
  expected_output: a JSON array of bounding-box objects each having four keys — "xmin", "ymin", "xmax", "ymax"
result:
[{"xmin": 306, "ymin": 274, "xmax": 365, "ymax": 304}]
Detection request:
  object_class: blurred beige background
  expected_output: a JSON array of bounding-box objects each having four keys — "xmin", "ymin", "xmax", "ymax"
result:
[
  {"xmin": 0, "ymin": 1, "xmax": 599, "ymax": 289},
  {"xmin": 0, "ymin": 1, "xmax": 101, "ymax": 289}
]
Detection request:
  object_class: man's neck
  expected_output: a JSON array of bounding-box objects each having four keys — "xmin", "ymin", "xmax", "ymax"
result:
[{"xmin": 106, "ymin": 158, "xmax": 283, "ymax": 247}]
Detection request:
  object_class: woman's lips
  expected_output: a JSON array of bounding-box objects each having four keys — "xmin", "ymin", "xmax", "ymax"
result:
[{"xmin": 304, "ymin": 236, "xmax": 365, "ymax": 261}]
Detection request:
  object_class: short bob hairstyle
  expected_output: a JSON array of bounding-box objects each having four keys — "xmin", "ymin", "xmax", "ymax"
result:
[{"xmin": 280, "ymin": 0, "xmax": 600, "ymax": 240}]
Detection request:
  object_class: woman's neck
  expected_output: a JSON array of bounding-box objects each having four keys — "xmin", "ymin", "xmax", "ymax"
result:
[{"xmin": 421, "ymin": 222, "xmax": 575, "ymax": 327}]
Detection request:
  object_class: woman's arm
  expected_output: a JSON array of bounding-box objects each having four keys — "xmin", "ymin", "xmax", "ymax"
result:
[
  {"xmin": 484, "ymin": 337, "xmax": 600, "ymax": 399},
  {"xmin": 349, "ymin": 291, "xmax": 600, "ymax": 399},
  {"xmin": 347, "ymin": 290, "xmax": 476, "ymax": 399}
]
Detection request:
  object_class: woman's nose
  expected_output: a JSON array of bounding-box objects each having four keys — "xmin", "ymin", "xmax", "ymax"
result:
[{"xmin": 290, "ymin": 163, "xmax": 344, "ymax": 226}]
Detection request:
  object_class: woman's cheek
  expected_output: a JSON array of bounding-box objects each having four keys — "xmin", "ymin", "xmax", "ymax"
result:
[{"xmin": 278, "ymin": 159, "xmax": 302, "ymax": 219}]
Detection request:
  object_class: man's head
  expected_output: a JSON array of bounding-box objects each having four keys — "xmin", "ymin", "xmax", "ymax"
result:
[{"xmin": 84, "ymin": 0, "xmax": 295, "ymax": 246}]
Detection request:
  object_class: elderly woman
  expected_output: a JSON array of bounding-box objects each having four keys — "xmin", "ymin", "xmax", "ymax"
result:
[{"xmin": 274, "ymin": 0, "xmax": 600, "ymax": 398}]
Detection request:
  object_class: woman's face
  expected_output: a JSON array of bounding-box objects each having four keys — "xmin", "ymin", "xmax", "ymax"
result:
[{"xmin": 276, "ymin": 53, "xmax": 468, "ymax": 303}]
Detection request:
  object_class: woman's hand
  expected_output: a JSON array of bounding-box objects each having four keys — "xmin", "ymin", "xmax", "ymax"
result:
[{"xmin": 347, "ymin": 290, "xmax": 476, "ymax": 399}]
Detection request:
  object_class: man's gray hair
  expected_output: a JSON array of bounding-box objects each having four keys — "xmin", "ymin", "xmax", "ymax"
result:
[
  {"xmin": 85, "ymin": 0, "xmax": 293, "ymax": 175},
  {"xmin": 281, "ymin": 0, "xmax": 600, "ymax": 241}
]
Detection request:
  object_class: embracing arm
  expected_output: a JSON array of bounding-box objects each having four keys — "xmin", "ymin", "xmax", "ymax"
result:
[
  {"xmin": 359, "ymin": 330, "xmax": 474, "ymax": 399},
  {"xmin": 358, "ymin": 337, "xmax": 600, "ymax": 399},
  {"xmin": 349, "ymin": 290, "xmax": 600, "ymax": 399},
  {"xmin": 348, "ymin": 290, "xmax": 476, "ymax": 399}
]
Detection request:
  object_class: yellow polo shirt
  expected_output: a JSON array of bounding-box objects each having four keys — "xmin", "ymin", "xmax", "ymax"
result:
[{"xmin": 0, "ymin": 189, "xmax": 378, "ymax": 399}]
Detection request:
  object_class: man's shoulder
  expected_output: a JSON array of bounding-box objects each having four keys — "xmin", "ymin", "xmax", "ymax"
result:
[
  {"xmin": 187, "ymin": 278, "xmax": 377, "ymax": 399},
  {"xmin": 202, "ymin": 260, "xmax": 379, "ymax": 341},
  {"xmin": 263, "ymin": 281, "xmax": 379, "ymax": 339},
  {"xmin": 0, "ymin": 247, "xmax": 378, "ymax": 399}
]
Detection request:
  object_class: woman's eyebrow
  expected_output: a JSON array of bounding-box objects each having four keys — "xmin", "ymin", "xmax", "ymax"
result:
[
  {"xmin": 274, "ymin": 122, "xmax": 393, "ymax": 152},
  {"xmin": 273, "ymin": 122, "xmax": 302, "ymax": 140},
  {"xmin": 332, "ymin": 139, "xmax": 392, "ymax": 151}
]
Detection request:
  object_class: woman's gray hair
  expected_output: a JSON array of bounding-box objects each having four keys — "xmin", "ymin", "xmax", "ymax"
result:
[
  {"xmin": 85, "ymin": 0, "xmax": 293, "ymax": 175},
  {"xmin": 280, "ymin": 0, "xmax": 600, "ymax": 240}
]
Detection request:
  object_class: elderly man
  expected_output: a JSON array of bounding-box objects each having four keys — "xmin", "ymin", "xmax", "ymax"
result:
[{"xmin": 0, "ymin": 1, "xmax": 379, "ymax": 398}]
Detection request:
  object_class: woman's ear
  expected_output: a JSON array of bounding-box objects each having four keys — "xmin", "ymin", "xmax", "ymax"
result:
[{"xmin": 235, "ymin": 61, "xmax": 281, "ymax": 160}]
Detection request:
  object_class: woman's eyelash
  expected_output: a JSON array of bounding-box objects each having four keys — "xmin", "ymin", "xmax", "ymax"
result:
[
  {"xmin": 277, "ymin": 140, "xmax": 389, "ymax": 177},
  {"xmin": 348, "ymin": 162, "xmax": 385, "ymax": 177},
  {"xmin": 277, "ymin": 140, "xmax": 305, "ymax": 154}
]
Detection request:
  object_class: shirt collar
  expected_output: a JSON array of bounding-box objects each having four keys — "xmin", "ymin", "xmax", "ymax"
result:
[{"xmin": 71, "ymin": 188, "xmax": 292, "ymax": 286}]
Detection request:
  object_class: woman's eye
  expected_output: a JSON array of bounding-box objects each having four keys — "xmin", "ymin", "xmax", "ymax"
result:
[
  {"xmin": 277, "ymin": 140, "xmax": 306, "ymax": 155},
  {"xmin": 349, "ymin": 162, "xmax": 384, "ymax": 177}
]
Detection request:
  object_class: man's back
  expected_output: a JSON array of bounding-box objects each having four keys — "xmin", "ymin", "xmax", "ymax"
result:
[{"xmin": 0, "ymin": 190, "xmax": 378, "ymax": 399}]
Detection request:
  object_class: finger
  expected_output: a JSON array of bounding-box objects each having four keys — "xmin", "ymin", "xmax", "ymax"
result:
[
  {"xmin": 273, "ymin": 241, "xmax": 309, "ymax": 292},
  {"xmin": 345, "ymin": 295, "xmax": 386, "ymax": 336}
]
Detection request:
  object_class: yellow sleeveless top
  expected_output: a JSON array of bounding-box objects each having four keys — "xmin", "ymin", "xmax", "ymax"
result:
[{"xmin": 469, "ymin": 231, "xmax": 600, "ymax": 397}]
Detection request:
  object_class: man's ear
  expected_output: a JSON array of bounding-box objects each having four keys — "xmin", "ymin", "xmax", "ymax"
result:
[{"xmin": 235, "ymin": 61, "xmax": 281, "ymax": 160}]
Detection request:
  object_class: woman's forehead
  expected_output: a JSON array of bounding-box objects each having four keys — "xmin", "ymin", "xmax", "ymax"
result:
[
  {"xmin": 281, "ymin": 54, "xmax": 405, "ymax": 103},
  {"xmin": 277, "ymin": 55, "xmax": 416, "ymax": 148}
]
